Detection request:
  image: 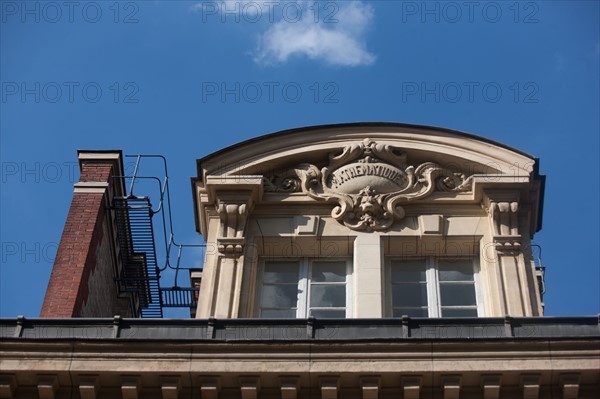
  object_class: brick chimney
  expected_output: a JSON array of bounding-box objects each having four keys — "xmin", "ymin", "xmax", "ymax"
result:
[{"xmin": 40, "ymin": 151, "xmax": 135, "ymax": 317}]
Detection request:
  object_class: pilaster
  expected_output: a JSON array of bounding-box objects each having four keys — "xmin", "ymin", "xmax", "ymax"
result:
[
  {"xmin": 201, "ymin": 176, "xmax": 262, "ymax": 318},
  {"xmin": 484, "ymin": 191, "xmax": 533, "ymax": 316},
  {"xmin": 354, "ymin": 233, "xmax": 383, "ymax": 317}
]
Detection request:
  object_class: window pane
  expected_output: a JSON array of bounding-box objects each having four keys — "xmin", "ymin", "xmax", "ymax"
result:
[
  {"xmin": 393, "ymin": 308, "xmax": 428, "ymax": 317},
  {"xmin": 311, "ymin": 261, "xmax": 346, "ymax": 282},
  {"xmin": 439, "ymin": 283, "xmax": 476, "ymax": 306},
  {"xmin": 392, "ymin": 283, "xmax": 427, "ymax": 307},
  {"xmin": 260, "ymin": 284, "xmax": 298, "ymax": 308},
  {"xmin": 310, "ymin": 309, "xmax": 345, "ymax": 318},
  {"xmin": 310, "ymin": 284, "xmax": 345, "ymax": 307},
  {"xmin": 441, "ymin": 308, "xmax": 478, "ymax": 317},
  {"xmin": 391, "ymin": 259, "xmax": 426, "ymax": 282},
  {"xmin": 260, "ymin": 309, "xmax": 296, "ymax": 318},
  {"xmin": 438, "ymin": 259, "xmax": 474, "ymax": 281},
  {"xmin": 263, "ymin": 261, "xmax": 299, "ymax": 283}
]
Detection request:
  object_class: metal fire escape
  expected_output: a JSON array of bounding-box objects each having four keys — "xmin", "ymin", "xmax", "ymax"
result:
[
  {"xmin": 531, "ymin": 243, "xmax": 547, "ymax": 313},
  {"xmin": 111, "ymin": 155, "xmax": 203, "ymax": 318},
  {"xmin": 113, "ymin": 196, "xmax": 162, "ymax": 318}
]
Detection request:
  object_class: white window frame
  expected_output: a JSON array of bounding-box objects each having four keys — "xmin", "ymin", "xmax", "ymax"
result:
[
  {"xmin": 257, "ymin": 258, "xmax": 353, "ymax": 318},
  {"xmin": 386, "ymin": 257, "xmax": 483, "ymax": 317}
]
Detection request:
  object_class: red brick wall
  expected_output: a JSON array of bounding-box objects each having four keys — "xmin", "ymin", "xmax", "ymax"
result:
[{"xmin": 40, "ymin": 163, "xmax": 117, "ymax": 317}]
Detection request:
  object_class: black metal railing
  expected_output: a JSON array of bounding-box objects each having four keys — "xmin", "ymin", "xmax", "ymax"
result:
[
  {"xmin": 109, "ymin": 155, "xmax": 205, "ymax": 318},
  {"xmin": 160, "ymin": 287, "xmax": 199, "ymax": 309},
  {"xmin": 113, "ymin": 197, "xmax": 162, "ymax": 318}
]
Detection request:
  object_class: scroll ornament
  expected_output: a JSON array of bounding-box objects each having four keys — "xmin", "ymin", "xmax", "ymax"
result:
[{"xmin": 265, "ymin": 139, "xmax": 472, "ymax": 231}]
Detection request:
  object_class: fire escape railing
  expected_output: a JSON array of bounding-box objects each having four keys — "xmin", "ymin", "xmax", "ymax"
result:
[
  {"xmin": 113, "ymin": 197, "xmax": 162, "ymax": 318},
  {"xmin": 160, "ymin": 287, "xmax": 198, "ymax": 309},
  {"xmin": 110, "ymin": 155, "xmax": 203, "ymax": 318}
]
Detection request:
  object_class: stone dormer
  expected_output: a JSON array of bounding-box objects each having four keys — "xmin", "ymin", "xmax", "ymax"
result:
[{"xmin": 191, "ymin": 123, "xmax": 545, "ymax": 319}]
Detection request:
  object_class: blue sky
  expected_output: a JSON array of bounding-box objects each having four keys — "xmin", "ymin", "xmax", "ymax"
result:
[{"xmin": 1, "ymin": 0, "xmax": 598, "ymax": 318}]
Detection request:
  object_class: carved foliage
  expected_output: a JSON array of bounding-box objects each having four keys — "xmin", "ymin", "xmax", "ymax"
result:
[{"xmin": 265, "ymin": 139, "xmax": 472, "ymax": 231}]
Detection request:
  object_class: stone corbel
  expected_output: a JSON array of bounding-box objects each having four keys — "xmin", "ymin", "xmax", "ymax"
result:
[
  {"xmin": 484, "ymin": 191, "xmax": 521, "ymax": 252},
  {"xmin": 216, "ymin": 194, "xmax": 253, "ymax": 254},
  {"xmin": 442, "ymin": 376, "xmax": 461, "ymax": 399},
  {"xmin": 202, "ymin": 176, "xmax": 263, "ymax": 254},
  {"xmin": 559, "ymin": 374, "xmax": 580, "ymax": 399},
  {"xmin": 121, "ymin": 376, "xmax": 141, "ymax": 399},
  {"xmin": 37, "ymin": 375, "xmax": 58, "ymax": 399},
  {"xmin": 360, "ymin": 376, "xmax": 380, "ymax": 399},
  {"xmin": 280, "ymin": 376, "xmax": 299, "ymax": 399},
  {"xmin": 481, "ymin": 375, "xmax": 502, "ymax": 399},
  {"xmin": 319, "ymin": 376, "xmax": 339, "ymax": 399},
  {"xmin": 520, "ymin": 374, "xmax": 541, "ymax": 399},
  {"xmin": 240, "ymin": 376, "xmax": 260, "ymax": 399},
  {"xmin": 401, "ymin": 376, "xmax": 422, "ymax": 399},
  {"xmin": 199, "ymin": 377, "xmax": 220, "ymax": 399},
  {"xmin": 79, "ymin": 376, "xmax": 99, "ymax": 399},
  {"xmin": 0, "ymin": 374, "xmax": 16, "ymax": 399}
]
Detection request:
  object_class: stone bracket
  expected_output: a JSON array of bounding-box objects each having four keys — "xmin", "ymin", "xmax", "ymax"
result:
[
  {"xmin": 240, "ymin": 376, "xmax": 260, "ymax": 399},
  {"xmin": 360, "ymin": 376, "xmax": 380, "ymax": 399},
  {"xmin": 215, "ymin": 194, "xmax": 254, "ymax": 255},
  {"xmin": 520, "ymin": 374, "xmax": 541, "ymax": 399},
  {"xmin": 401, "ymin": 376, "xmax": 422, "ymax": 399},
  {"xmin": 442, "ymin": 375, "xmax": 461, "ymax": 399},
  {"xmin": 121, "ymin": 376, "xmax": 141, "ymax": 399},
  {"xmin": 0, "ymin": 374, "xmax": 16, "ymax": 399},
  {"xmin": 198, "ymin": 175, "xmax": 263, "ymax": 240},
  {"xmin": 37, "ymin": 375, "xmax": 58, "ymax": 399},
  {"xmin": 79, "ymin": 375, "xmax": 99, "ymax": 399},
  {"xmin": 319, "ymin": 376, "xmax": 339, "ymax": 399},
  {"xmin": 199, "ymin": 377, "xmax": 220, "ymax": 399},
  {"xmin": 481, "ymin": 375, "xmax": 502, "ymax": 399},
  {"xmin": 201, "ymin": 177, "xmax": 262, "ymax": 255},
  {"xmin": 280, "ymin": 376, "xmax": 299, "ymax": 399},
  {"xmin": 484, "ymin": 191, "xmax": 522, "ymax": 253},
  {"xmin": 559, "ymin": 373, "xmax": 580, "ymax": 399}
]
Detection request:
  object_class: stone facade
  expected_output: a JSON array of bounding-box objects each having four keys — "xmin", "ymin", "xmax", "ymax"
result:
[{"xmin": 192, "ymin": 124, "xmax": 545, "ymax": 319}]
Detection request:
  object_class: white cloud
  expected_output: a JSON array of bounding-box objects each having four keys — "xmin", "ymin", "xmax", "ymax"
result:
[
  {"xmin": 192, "ymin": 1, "xmax": 376, "ymax": 67},
  {"xmin": 254, "ymin": 1, "xmax": 376, "ymax": 67}
]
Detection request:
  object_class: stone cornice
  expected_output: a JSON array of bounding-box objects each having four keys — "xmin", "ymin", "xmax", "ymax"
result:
[{"xmin": 2, "ymin": 316, "xmax": 598, "ymax": 341}]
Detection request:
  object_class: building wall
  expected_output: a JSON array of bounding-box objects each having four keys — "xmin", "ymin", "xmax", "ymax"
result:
[
  {"xmin": 40, "ymin": 152, "xmax": 134, "ymax": 318},
  {"xmin": 79, "ymin": 217, "xmax": 132, "ymax": 317}
]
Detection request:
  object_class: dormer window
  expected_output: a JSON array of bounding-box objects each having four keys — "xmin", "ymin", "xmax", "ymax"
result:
[
  {"xmin": 194, "ymin": 126, "xmax": 545, "ymax": 319},
  {"xmin": 387, "ymin": 257, "xmax": 482, "ymax": 317},
  {"xmin": 258, "ymin": 259, "xmax": 353, "ymax": 318}
]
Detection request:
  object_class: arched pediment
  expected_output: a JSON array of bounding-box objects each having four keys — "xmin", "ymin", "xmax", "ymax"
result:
[
  {"xmin": 196, "ymin": 123, "xmax": 537, "ymax": 180},
  {"xmin": 193, "ymin": 123, "xmax": 544, "ymax": 234}
]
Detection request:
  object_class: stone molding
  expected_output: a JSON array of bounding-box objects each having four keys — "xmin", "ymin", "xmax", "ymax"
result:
[{"xmin": 2, "ymin": 322, "xmax": 598, "ymax": 398}]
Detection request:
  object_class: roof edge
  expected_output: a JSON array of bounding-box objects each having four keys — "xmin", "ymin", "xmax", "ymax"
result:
[{"xmin": 195, "ymin": 122, "xmax": 538, "ymax": 177}]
